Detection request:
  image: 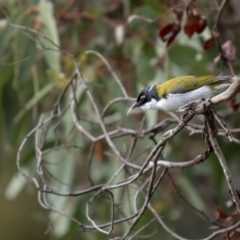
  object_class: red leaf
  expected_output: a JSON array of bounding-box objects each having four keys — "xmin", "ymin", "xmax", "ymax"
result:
[
  {"xmin": 159, "ymin": 23, "xmax": 181, "ymax": 45},
  {"xmin": 229, "ymin": 97, "xmax": 240, "ymax": 112},
  {"xmin": 183, "ymin": 12, "xmax": 196, "ymax": 38},
  {"xmin": 184, "ymin": 10, "xmax": 207, "ymax": 38},
  {"xmin": 166, "ymin": 24, "xmax": 181, "ymax": 46},
  {"xmin": 204, "ymin": 37, "xmax": 215, "ymax": 50},
  {"xmin": 195, "ymin": 16, "xmax": 207, "ymax": 33},
  {"xmin": 237, "ymin": 190, "xmax": 240, "ymax": 199},
  {"xmin": 229, "ymin": 232, "xmax": 240, "ymax": 240},
  {"xmin": 159, "ymin": 23, "xmax": 177, "ymax": 41},
  {"xmin": 215, "ymin": 207, "xmax": 230, "ymax": 220},
  {"xmin": 221, "ymin": 40, "xmax": 236, "ymax": 62}
]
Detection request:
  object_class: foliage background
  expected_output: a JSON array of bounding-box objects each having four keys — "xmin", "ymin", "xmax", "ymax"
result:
[{"xmin": 1, "ymin": 0, "xmax": 240, "ymax": 239}]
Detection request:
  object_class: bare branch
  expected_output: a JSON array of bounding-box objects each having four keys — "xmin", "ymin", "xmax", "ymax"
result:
[{"xmin": 207, "ymin": 119, "xmax": 240, "ymax": 213}]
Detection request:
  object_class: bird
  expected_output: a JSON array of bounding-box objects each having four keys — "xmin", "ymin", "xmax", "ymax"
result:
[{"xmin": 127, "ymin": 75, "xmax": 232, "ymax": 114}]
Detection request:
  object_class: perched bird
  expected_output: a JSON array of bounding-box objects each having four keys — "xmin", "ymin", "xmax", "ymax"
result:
[{"xmin": 127, "ymin": 75, "xmax": 232, "ymax": 114}]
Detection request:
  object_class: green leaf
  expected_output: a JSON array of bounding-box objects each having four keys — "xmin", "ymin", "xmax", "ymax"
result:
[
  {"xmin": 179, "ymin": 176, "xmax": 206, "ymax": 211},
  {"xmin": 39, "ymin": 0, "xmax": 60, "ymax": 72},
  {"xmin": 0, "ymin": 61, "xmax": 13, "ymax": 89},
  {"xmin": 143, "ymin": 0, "xmax": 168, "ymax": 13},
  {"xmin": 0, "ymin": 23, "xmax": 15, "ymax": 56},
  {"xmin": 4, "ymin": 168, "xmax": 29, "ymax": 199},
  {"xmin": 13, "ymin": 82, "xmax": 55, "ymax": 124}
]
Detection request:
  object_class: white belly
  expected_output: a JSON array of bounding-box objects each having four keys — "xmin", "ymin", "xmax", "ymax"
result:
[{"xmin": 155, "ymin": 85, "xmax": 220, "ymax": 112}]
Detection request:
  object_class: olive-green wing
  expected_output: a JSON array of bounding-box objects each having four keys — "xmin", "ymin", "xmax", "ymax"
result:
[{"xmin": 156, "ymin": 75, "xmax": 231, "ymax": 96}]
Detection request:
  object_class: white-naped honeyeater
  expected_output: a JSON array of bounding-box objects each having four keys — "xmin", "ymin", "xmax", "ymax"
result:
[{"xmin": 127, "ymin": 75, "xmax": 232, "ymax": 114}]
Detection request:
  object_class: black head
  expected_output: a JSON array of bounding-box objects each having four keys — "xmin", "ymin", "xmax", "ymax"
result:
[{"xmin": 127, "ymin": 86, "xmax": 159, "ymax": 114}]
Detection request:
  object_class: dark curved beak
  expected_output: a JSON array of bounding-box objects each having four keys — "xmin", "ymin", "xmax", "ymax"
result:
[{"xmin": 127, "ymin": 102, "xmax": 139, "ymax": 115}]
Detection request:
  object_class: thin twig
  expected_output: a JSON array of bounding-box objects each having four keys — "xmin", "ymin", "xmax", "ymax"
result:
[
  {"xmin": 85, "ymin": 50, "xmax": 128, "ymax": 98},
  {"xmin": 206, "ymin": 117, "xmax": 240, "ymax": 213}
]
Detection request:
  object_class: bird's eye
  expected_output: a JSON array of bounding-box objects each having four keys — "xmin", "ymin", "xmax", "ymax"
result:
[{"xmin": 140, "ymin": 95, "xmax": 146, "ymax": 100}]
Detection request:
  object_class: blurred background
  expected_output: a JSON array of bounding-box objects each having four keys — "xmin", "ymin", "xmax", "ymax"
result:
[{"xmin": 1, "ymin": 0, "xmax": 240, "ymax": 239}]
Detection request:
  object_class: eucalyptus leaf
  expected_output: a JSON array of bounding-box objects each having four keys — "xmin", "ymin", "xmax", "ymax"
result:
[
  {"xmin": 39, "ymin": 0, "xmax": 60, "ymax": 73},
  {"xmin": 4, "ymin": 168, "xmax": 29, "ymax": 199},
  {"xmin": 0, "ymin": 23, "xmax": 15, "ymax": 56}
]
